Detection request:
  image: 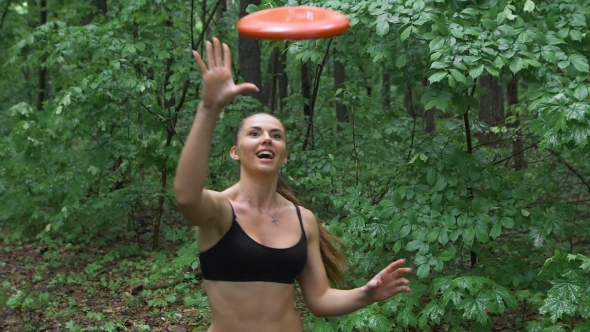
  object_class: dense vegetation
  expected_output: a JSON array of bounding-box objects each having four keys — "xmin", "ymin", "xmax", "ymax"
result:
[{"xmin": 1, "ymin": 0, "xmax": 589, "ymax": 331}]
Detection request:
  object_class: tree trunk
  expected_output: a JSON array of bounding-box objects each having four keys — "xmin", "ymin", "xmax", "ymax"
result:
[
  {"xmin": 422, "ymin": 78, "xmax": 435, "ymax": 134},
  {"xmin": 36, "ymin": 0, "xmax": 48, "ymax": 111},
  {"xmin": 404, "ymin": 88, "xmax": 421, "ymax": 118},
  {"xmin": 216, "ymin": 0, "xmax": 227, "ymax": 19},
  {"xmin": 301, "ymin": 60, "xmax": 312, "ymax": 150},
  {"xmin": 334, "ymin": 59, "xmax": 347, "ymax": 131},
  {"xmin": 238, "ymin": 0, "xmax": 262, "ymax": 103},
  {"xmin": 478, "ymin": 74, "xmax": 505, "ymax": 146},
  {"xmin": 262, "ymin": 47, "xmax": 280, "ymax": 113},
  {"xmin": 277, "ymin": 44, "xmax": 288, "ymax": 112},
  {"xmin": 508, "ymin": 77, "xmax": 527, "ymax": 170},
  {"xmin": 82, "ymin": 0, "xmax": 107, "ymax": 25}
]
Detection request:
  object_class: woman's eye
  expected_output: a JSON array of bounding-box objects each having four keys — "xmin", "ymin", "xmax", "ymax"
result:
[
  {"xmin": 273, "ymin": 134, "xmax": 281, "ymax": 139},
  {"xmin": 250, "ymin": 132, "xmax": 258, "ymax": 136}
]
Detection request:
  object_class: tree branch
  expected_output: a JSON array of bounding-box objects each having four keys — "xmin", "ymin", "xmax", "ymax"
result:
[
  {"xmin": 548, "ymin": 149, "xmax": 590, "ymax": 193},
  {"xmin": 0, "ymin": 0, "xmax": 13, "ymax": 30}
]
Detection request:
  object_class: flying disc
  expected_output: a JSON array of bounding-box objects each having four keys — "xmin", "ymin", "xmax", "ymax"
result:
[{"xmin": 237, "ymin": 6, "xmax": 350, "ymax": 40}]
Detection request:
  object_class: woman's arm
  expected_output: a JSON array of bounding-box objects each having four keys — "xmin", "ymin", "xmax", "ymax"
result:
[
  {"xmin": 174, "ymin": 38, "xmax": 257, "ymax": 226},
  {"xmin": 298, "ymin": 209, "xmax": 412, "ymax": 317}
]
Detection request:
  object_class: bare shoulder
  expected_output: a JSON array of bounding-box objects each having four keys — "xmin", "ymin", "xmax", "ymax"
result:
[{"xmin": 297, "ymin": 206, "xmax": 320, "ymax": 239}]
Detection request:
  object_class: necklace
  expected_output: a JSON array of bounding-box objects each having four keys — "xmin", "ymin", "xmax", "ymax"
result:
[{"xmin": 239, "ymin": 184, "xmax": 279, "ymax": 225}]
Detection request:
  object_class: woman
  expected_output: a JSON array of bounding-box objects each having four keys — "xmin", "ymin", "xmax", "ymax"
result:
[{"xmin": 174, "ymin": 37, "xmax": 412, "ymax": 332}]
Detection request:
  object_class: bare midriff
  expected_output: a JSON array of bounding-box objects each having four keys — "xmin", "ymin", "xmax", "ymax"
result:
[{"xmin": 204, "ymin": 280, "xmax": 304, "ymax": 332}]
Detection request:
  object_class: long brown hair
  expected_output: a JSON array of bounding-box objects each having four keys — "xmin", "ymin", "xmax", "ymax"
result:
[
  {"xmin": 234, "ymin": 114, "xmax": 349, "ymax": 286},
  {"xmin": 276, "ymin": 177, "xmax": 348, "ymax": 287}
]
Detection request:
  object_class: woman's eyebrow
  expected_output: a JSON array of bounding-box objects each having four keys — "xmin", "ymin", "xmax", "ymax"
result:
[{"xmin": 247, "ymin": 126, "xmax": 284, "ymax": 133}]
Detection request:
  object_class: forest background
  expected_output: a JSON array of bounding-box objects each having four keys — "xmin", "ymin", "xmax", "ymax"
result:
[{"xmin": 1, "ymin": 0, "xmax": 590, "ymax": 331}]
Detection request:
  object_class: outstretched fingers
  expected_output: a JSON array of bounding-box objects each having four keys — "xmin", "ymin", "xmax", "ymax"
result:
[
  {"xmin": 213, "ymin": 38, "xmax": 223, "ymax": 68},
  {"xmin": 192, "ymin": 50, "xmax": 207, "ymax": 74},
  {"xmin": 383, "ymin": 259, "xmax": 411, "ymax": 274},
  {"xmin": 223, "ymin": 43, "xmax": 232, "ymax": 69},
  {"xmin": 205, "ymin": 40, "xmax": 215, "ymax": 69}
]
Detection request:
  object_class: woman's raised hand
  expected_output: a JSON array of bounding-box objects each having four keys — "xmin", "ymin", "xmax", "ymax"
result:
[{"xmin": 192, "ymin": 37, "xmax": 259, "ymax": 113}]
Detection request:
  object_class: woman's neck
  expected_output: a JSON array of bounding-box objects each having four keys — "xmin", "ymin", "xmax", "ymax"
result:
[{"xmin": 237, "ymin": 176, "xmax": 279, "ymax": 210}]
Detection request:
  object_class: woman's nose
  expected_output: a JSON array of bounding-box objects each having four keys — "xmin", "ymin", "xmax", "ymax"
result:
[{"xmin": 261, "ymin": 133, "xmax": 272, "ymax": 143}]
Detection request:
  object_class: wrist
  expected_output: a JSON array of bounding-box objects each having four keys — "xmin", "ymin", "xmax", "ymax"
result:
[
  {"xmin": 360, "ymin": 285, "xmax": 376, "ymax": 306},
  {"xmin": 197, "ymin": 102, "xmax": 222, "ymax": 119}
]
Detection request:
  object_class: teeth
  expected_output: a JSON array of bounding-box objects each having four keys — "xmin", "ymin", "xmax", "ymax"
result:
[{"xmin": 257, "ymin": 151, "xmax": 274, "ymax": 158}]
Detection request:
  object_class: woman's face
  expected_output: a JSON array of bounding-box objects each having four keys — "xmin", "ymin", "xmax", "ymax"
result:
[{"xmin": 231, "ymin": 114, "xmax": 288, "ymax": 173}]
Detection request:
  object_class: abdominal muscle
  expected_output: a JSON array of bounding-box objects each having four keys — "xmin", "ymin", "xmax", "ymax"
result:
[{"xmin": 204, "ymin": 280, "xmax": 304, "ymax": 332}]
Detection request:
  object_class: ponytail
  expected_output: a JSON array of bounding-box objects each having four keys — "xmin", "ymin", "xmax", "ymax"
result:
[{"xmin": 277, "ymin": 177, "xmax": 348, "ymax": 287}]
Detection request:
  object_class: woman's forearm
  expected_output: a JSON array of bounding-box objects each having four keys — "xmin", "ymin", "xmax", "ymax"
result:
[
  {"xmin": 173, "ymin": 103, "xmax": 220, "ymax": 204},
  {"xmin": 309, "ymin": 286, "xmax": 373, "ymax": 318}
]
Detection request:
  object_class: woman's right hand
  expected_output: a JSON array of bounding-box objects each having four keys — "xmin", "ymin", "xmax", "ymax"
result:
[{"xmin": 192, "ymin": 37, "xmax": 259, "ymax": 114}]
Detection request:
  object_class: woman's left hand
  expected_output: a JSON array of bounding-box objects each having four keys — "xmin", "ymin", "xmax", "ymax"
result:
[{"xmin": 364, "ymin": 259, "xmax": 412, "ymax": 303}]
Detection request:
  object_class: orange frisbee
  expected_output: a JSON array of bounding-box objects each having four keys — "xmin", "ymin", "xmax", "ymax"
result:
[{"xmin": 237, "ymin": 6, "xmax": 350, "ymax": 40}]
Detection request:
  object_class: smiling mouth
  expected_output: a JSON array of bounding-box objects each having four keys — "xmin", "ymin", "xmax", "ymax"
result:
[{"xmin": 256, "ymin": 151, "xmax": 275, "ymax": 160}]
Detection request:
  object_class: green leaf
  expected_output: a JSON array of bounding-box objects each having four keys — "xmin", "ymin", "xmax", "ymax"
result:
[
  {"xmin": 459, "ymin": 295, "xmax": 491, "ymax": 324},
  {"xmin": 481, "ymin": 19, "xmax": 497, "ymax": 30},
  {"xmin": 245, "ymin": 4, "xmax": 261, "ymax": 13},
  {"xmin": 428, "ymin": 71, "xmax": 448, "ymax": 84},
  {"xmin": 448, "ymin": 74, "xmax": 456, "ymax": 88},
  {"xmin": 569, "ymin": 30, "xmax": 583, "ymax": 41},
  {"xmin": 489, "ymin": 285, "xmax": 517, "ymax": 313},
  {"xmin": 400, "ymin": 224, "xmax": 412, "ymax": 238},
  {"xmin": 469, "ymin": 64, "xmax": 485, "ymax": 78},
  {"xmin": 501, "ymin": 217, "xmax": 515, "ymax": 229},
  {"xmin": 523, "ymin": 0, "xmax": 535, "ymax": 12},
  {"xmin": 432, "ymin": 176, "xmax": 448, "ymax": 192},
  {"xmin": 509, "ymin": 58, "xmax": 523, "ymax": 74},
  {"xmin": 434, "ymin": 21, "xmax": 449, "ymax": 35},
  {"xmin": 390, "ymin": 240, "xmax": 401, "ymax": 253},
  {"xmin": 418, "ymin": 302, "xmax": 444, "ymax": 329},
  {"xmin": 438, "ymin": 250, "xmax": 454, "ymax": 261},
  {"xmin": 463, "ymin": 227, "xmax": 475, "ymax": 245},
  {"xmin": 449, "ymin": 69, "xmax": 467, "ymax": 84},
  {"xmin": 504, "ymin": 7, "xmax": 516, "ymax": 20},
  {"xmin": 401, "ymin": 26, "xmax": 412, "ymax": 41},
  {"xmin": 376, "ymin": 20, "xmax": 390, "ymax": 36},
  {"xmin": 569, "ymin": 54, "xmax": 589, "ymax": 73},
  {"xmin": 428, "ymin": 229, "xmax": 440, "ymax": 243},
  {"xmin": 539, "ymin": 290, "xmax": 578, "ymax": 323},
  {"xmin": 521, "ymin": 209, "xmax": 530, "ymax": 217},
  {"xmin": 431, "ymin": 61, "xmax": 448, "ymax": 69},
  {"xmin": 489, "ymin": 222, "xmax": 501, "ymax": 239},
  {"xmin": 396, "ymin": 54, "xmax": 407, "ymax": 68},
  {"xmin": 406, "ymin": 240, "xmax": 423, "ymax": 251},
  {"xmin": 475, "ymin": 220, "xmax": 489, "ymax": 242},
  {"xmin": 417, "ymin": 263, "xmax": 430, "ymax": 279},
  {"xmin": 493, "ymin": 56, "xmax": 505, "ymax": 69},
  {"xmin": 429, "ymin": 37, "xmax": 445, "ymax": 52},
  {"xmin": 485, "ymin": 65, "xmax": 499, "ymax": 77},
  {"xmin": 438, "ymin": 229, "xmax": 449, "ymax": 245},
  {"xmin": 426, "ymin": 169, "xmax": 437, "ymax": 185},
  {"xmin": 524, "ymin": 58, "xmax": 541, "ymax": 67}
]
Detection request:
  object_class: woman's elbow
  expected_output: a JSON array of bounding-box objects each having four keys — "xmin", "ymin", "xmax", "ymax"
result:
[{"xmin": 305, "ymin": 301, "xmax": 330, "ymax": 318}]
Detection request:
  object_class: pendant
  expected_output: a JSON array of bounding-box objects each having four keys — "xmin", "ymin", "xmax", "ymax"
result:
[{"xmin": 271, "ymin": 217, "xmax": 279, "ymax": 225}]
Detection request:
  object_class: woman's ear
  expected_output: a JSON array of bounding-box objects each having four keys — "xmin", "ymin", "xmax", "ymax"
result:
[
  {"xmin": 282, "ymin": 152, "xmax": 288, "ymax": 165},
  {"xmin": 230, "ymin": 146, "xmax": 240, "ymax": 161}
]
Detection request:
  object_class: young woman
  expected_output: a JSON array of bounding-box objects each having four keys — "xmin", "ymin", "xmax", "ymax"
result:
[{"xmin": 174, "ymin": 37, "xmax": 412, "ymax": 332}]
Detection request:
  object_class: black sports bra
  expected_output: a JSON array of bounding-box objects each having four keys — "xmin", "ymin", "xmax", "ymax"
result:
[{"xmin": 199, "ymin": 202, "xmax": 308, "ymax": 284}]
